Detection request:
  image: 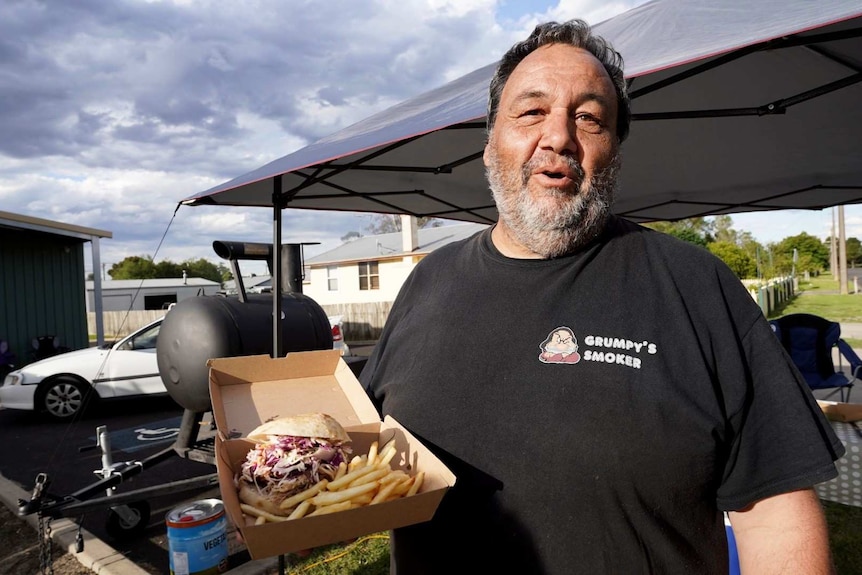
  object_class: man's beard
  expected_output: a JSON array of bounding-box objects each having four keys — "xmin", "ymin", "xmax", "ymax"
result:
[{"xmin": 486, "ymin": 147, "xmax": 621, "ymax": 258}]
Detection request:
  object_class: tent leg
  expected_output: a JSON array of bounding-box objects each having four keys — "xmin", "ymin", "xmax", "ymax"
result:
[{"xmin": 272, "ymin": 175, "xmax": 283, "ymax": 358}]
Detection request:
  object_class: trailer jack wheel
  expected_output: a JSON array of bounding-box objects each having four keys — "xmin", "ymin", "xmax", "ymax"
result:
[{"xmin": 105, "ymin": 501, "xmax": 151, "ymax": 540}]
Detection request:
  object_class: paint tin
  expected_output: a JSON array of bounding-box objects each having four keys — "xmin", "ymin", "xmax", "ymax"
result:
[{"xmin": 166, "ymin": 498, "xmax": 229, "ymax": 575}]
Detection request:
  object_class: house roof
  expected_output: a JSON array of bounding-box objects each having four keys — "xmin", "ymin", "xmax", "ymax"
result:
[
  {"xmin": 85, "ymin": 278, "xmax": 220, "ymax": 290},
  {"xmin": 306, "ymin": 222, "xmax": 489, "ymax": 265},
  {"xmin": 222, "ymin": 275, "xmax": 272, "ymax": 290},
  {"xmin": 0, "ymin": 210, "xmax": 112, "ymax": 241}
]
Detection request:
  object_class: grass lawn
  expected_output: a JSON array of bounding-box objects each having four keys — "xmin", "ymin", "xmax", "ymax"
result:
[
  {"xmin": 825, "ymin": 501, "xmax": 862, "ymax": 575},
  {"xmin": 768, "ymin": 276, "xmax": 862, "ymax": 573},
  {"xmin": 769, "ymin": 276, "xmax": 862, "ymax": 348},
  {"xmin": 278, "ymin": 499, "xmax": 862, "ymax": 575},
  {"xmin": 261, "ymin": 535, "xmax": 390, "ymax": 575}
]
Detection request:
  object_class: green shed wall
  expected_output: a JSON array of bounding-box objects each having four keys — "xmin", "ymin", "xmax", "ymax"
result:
[{"xmin": 0, "ymin": 227, "xmax": 88, "ymax": 367}]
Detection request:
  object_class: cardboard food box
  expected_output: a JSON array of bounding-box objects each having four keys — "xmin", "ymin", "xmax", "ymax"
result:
[
  {"xmin": 817, "ymin": 400, "xmax": 862, "ymax": 422},
  {"xmin": 209, "ymin": 349, "xmax": 456, "ymax": 559}
]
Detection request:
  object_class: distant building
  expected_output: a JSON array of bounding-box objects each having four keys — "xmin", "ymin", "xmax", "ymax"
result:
[
  {"xmin": 302, "ymin": 217, "xmax": 488, "ymax": 305},
  {"xmin": 220, "ymin": 274, "xmax": 272, "ymax": 295},
  {"xmin": 85, "ymin": 274, "xmax": 222, "ymax": 312}
]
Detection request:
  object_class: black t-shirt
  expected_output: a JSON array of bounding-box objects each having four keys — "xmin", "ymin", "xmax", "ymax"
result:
[{"xmin": 360, "ymin": 217, "xmax": 843, "ymax": 575}]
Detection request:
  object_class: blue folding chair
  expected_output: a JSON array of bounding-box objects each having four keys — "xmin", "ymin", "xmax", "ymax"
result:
[
  {"xmin": 725, "ymin": 514, "xmax": 741, "ymax": 575},
  {"xmin": 769, "ymin": 313, "xmax": 859, "ymax": 402}
]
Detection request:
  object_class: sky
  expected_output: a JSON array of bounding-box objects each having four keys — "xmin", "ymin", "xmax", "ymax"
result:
[{"xmin": 1, "ymin": 0, "xmax": 859, "ymax": 279}]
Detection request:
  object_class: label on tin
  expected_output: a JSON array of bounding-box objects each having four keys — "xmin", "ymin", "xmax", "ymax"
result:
[{"xmin": 172, "ymin": 552, "xmax": 190, "ymax": 575}]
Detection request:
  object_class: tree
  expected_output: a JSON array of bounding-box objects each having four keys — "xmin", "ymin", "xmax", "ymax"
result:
[
  {"xmin": 845, "ymin": 237, "xmax": 861, "ymax": 267},
  {"xmin": 645, "ymin": 216, "xmax": 780, "ymax": 277},
  {"xmin": 737, "ymin": 232, "xmax": 762, "ymax": 268},
  {"xmin": 667, "ymin": 228, "xmax": 708, "ymax": 248},
  {"xmin": 109, "ymin": 255, "xmax": 157, "ymax": 279},
  {"xmin": 179, "ymin": 258, "xmax": 225, "ymax": 283},
  {"xmin": 363, "ymin": 214, "xmax": 442, "ymax": 235},
  {"xmin": 107, "ymin": 256, "xmax": 225, "ymax": 283},
  {"xmin": 712, "ymin": 215, "xmax": 737, "ymax": 244},
  {"xmin": 155, "ymin": 260, "xmax": 183, "ymax": 278},
  {"xmin": 216, "ymin": 263, "xmax": 233, "ymax": 282},
  {"xmin": 643, "ymin": 217, "xmax": 714, "ymax": 245},
  {"xmin": 708, "ymin": 241, "xmax": 757, "ymax": 279},
  {"xmin": 773, "ymin": 233, "xmax": 829, "ymax": 275},
  {"xmin": 341, "ymin": 231, "xmax": 362, "ymax": 242}
]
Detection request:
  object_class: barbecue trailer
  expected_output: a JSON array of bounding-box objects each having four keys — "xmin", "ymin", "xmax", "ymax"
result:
[{"xmin": 17, "ymin": 240, "xmax": 367, "ymax": 563}]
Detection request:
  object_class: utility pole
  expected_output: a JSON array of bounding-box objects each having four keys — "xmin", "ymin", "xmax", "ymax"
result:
[
  {"xmin": 830, "ymin": 207, "xmax": 838, "ymax": 280},
  {"xmin": 838, "ymin": 205, "xmax": 848, "ymax": 295}
]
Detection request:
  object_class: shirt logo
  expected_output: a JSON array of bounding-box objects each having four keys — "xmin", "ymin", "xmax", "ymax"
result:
[
  {"xmin": 538, "ymin": 327, "xmax": 581, "ymax": 364},
  {"xmin": 538, "ymin": 328, "xmax": 659, "ymax": 369}
]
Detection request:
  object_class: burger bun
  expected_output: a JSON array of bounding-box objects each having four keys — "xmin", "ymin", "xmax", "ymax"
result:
[
  {"xmin": 237, "ymin": 482, "xmax": 287, "ymax": 516},
  {"xmin": 247, "ymin": 412, "xmax": 350, "ymax": 443}
]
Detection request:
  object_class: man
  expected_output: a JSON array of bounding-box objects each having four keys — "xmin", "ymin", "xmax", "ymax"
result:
[{"xmin": 360, "ymin": 19, "xmax": 843, "ymax": 574}]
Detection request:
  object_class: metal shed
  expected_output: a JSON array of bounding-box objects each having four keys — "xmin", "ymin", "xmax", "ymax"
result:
[
  {"xmin": 0, "ymin": 211, "xmax": 111, "ymax": 368},
  {"xmin": 84, "ymin": 277, "xmax": 222, "ymax": 312}
]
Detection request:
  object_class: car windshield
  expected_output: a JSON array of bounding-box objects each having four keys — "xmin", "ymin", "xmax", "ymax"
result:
[
  {"xmin": 117, "ymin": 322, "xmax": 161, "ymax": 351},
  {"xmin": 131, "ymin": 324, "xmax": 160, "ymax": 350}
]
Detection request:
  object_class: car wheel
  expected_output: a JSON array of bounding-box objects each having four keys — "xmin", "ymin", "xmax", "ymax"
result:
[
  {"xmin": 105, "ymin": 501, "xmax": 151, "ymax": 540},
  {"xmin": 37, "ymin": 377, "xmax": 93, "ymax": 421}
]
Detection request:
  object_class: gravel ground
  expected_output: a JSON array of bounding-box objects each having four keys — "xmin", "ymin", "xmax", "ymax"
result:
[{"xmin": 0, "ymin": 502, "xmax": 97, "ymax": 575}]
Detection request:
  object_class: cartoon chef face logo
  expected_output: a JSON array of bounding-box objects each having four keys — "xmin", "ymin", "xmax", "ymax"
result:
[{"xmin": 539, "ymin": 327, "xmax": 581, "ymax": 364}]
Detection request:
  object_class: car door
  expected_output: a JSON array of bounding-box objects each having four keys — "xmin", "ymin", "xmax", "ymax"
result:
[{"xmin": 99, "ymin": 321, "xmax": 166, "ymax": 398}]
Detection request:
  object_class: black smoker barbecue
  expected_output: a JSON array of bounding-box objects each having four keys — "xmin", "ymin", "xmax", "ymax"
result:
[{"xmin": 19, "ymin": 240, "xmax": 362, "ymax": 557}]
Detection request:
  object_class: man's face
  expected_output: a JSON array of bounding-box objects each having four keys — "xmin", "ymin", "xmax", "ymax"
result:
[{"xmin": 484, "ymin": 43, "xmax": 621, "ymax": 258}]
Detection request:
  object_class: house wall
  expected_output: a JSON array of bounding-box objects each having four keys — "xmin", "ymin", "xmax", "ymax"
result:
[
  {"xmin": 301, "ymin": 256, "xmax": 424, "ymax": 341},
  {"xmin": 303, "ymin": 256, "xmax": 422, "ymax": 305}
]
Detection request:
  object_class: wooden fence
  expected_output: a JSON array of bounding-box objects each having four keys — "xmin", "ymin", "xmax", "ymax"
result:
[
  {"xmin": 742, "ymin": 276, "xmax": 796, "ymax": 317},
  {"xmin": 87, "ymin": 310, "xmax": 168, "ymax": 339},
  {"xmin": 91, "ymin": 277, "xmax": 800, "ymax": 345},
  {"xmin": 88, "ymin": 302, "xmax": 392, "ymax": 343},
  {"xmin": 319, "ymin": 302, "xmax": 392, "ymax": 342}
]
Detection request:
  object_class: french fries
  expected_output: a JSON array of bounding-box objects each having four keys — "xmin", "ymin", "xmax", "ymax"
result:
[
  {"xmin": 310, "ymin": 481, "xmax": 379, "ymax": 507},
  {"xmin": 240, "ymin": 438, "xmax": 425, "ymax": 524},
  {"xmin": 240, "ymin": 503, "xmax": 291, "ymax": 523},
  {"xmin": 278, "ymin": 479, "xmax": 329, "ymax": 511},
  {"xmin": 287, "ymin": 499, "xmax": 312, "ymax": 520}
]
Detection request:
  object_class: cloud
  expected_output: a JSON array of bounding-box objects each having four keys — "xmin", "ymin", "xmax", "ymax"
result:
[
  {"xmin": 2, "ymin": 0, "xmax": 595, "ymax": 273},
  {"xmin": 10, "ymin": 0, "xmax": 852, "ymax": 278}
]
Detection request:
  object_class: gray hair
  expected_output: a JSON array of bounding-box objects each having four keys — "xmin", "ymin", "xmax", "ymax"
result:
[{"xmin": 487, "ymin": 19, "xmax": 630, "ymax": 143}]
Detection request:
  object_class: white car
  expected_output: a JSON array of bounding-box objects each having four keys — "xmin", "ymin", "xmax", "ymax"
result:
[
  {"xmin": 0, "ymin": 318, "xmax": 166, "ymax": 421},
  {"xmin": 1, "ymin": 315, "xmax": 350, "ymax": 421}
]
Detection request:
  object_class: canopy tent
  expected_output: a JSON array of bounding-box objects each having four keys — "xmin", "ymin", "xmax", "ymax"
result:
[
  {"xmin": 182, "ymin": 0, "xmax": 862, "ymax": 225},
  {"xmin": 179, "ymin": 0, "xmax": 862, "ymax": 356}
]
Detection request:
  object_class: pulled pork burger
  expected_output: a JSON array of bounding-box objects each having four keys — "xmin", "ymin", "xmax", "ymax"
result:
[{"xmin": 236, "ymin": 413, "xmax": 353, "ymax": 516}]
